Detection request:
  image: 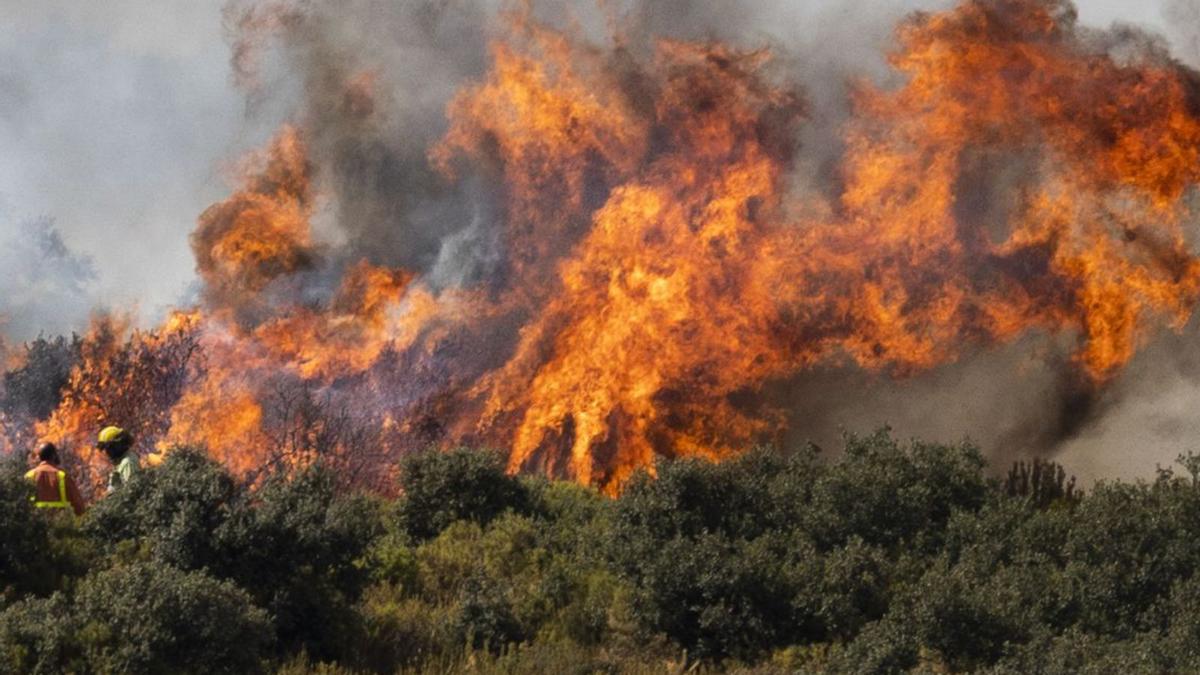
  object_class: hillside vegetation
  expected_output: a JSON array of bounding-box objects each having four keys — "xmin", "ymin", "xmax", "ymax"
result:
[{"xmin": 3, "ymin": 433, "xmax": 1200, "ymax": 673}]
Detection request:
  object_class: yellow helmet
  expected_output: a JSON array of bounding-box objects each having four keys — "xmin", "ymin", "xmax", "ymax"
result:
[{"xmin": 98, "ymin": 426, "xmax": 126, "ymax": 445}]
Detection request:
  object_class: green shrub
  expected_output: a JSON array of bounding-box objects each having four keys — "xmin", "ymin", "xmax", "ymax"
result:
[
  {"xmin": 86, "ymin": 453, "xmax": 380, "ymax": 664},
  {"xmin": 1060, "ymin": 479, "xmax": 1200, "ymax": 637},
  {"xmin": 355, "ymin": 587, "xmax": 455, "ymax": 671},
  {"xmin": 788, "ymin": 536, "xmax": 889, "ymax": 640},
  {"xmin": 215, "ymin": 463, "xmax": 381, "ymax": 661},
  {"xmin": 825, "ymin": 617, "xmax": 918, "ymax": 674},
  {"xmin": 74, "ymin": 562, "xmax": 273, "ymax": 674},
  {"xmin": 16, "ymin": 429, "xmax": 1200, "ymax": 672},
  {"xmin": 606, "ymin": 437, "xmax": 983, "ymax": 661},
  {"xmin": 985, "ymin": 630, "xmax": 1166, "ymax": 675},
  {"xmin": 0, "ymin": 562, "xmax": 273, "ymax": 675},
  {"xmin": 617, "ymin": 532, "xmax": 796, "ymax": 661},
  {"xmin": 454, "ymin": 574, "xmax": 525, "ymax": 650},
  {"xmin": 399, "ymin": 447, "xmax": 529, "ymax": 540},
  {"xmin": 802, "ymin": 430, "xmax": 988, "ymax": 551},
  {"xmin": 84, "ymin": 446, "xmax": 236, "ymax": 570},
  {"xmin": 0, "ymin": 456, "xmax": 52, "ymax": 599},
  {"xmin": 524, "ymin": 478, "xmax": 613, "ymax": 559},
  {"xmin": 0, "ymin": 593, "xmax": 81, "ymax": 674}
]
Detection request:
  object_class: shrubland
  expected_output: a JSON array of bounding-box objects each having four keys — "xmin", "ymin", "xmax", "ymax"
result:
[{"xmin": 3, "ymin": 433, "xmax": 1200, "ymax": 673}]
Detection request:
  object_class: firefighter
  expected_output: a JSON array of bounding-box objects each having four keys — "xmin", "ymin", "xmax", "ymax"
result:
[
  {"xmin": 97, "ymin": 426, "xmax": 139, "ymax": 493},
  {"xmin": 25, "ymin": 442, "xmax": 86, "ymax": 516}
]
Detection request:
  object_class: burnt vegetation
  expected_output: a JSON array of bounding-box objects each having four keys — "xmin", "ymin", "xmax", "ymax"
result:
[{"xmin": 4, "ymin": 431, "xmax": 1200, "ymax": 673}]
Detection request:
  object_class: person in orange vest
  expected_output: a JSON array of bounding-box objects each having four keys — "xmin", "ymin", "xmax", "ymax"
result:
[{"xmin": 25, "ymin": 442, "xmax": 86, "ymax": 516}]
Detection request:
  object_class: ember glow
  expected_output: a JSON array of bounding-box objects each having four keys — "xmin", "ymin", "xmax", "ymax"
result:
[{"xmin": 18, "ymin": 0, "xmax": 1200, "ymax": 492}]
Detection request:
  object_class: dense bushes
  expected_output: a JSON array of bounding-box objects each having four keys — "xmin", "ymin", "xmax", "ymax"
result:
[
  {"xmin": 398, "ymin": 447, "xmax": 529, "ymax": 539},
  {"xmin": 0, "ymin": 563, "xmax": 271, "ymax": 674},
  {"xmin": 0, "ymin": 456, "xmax": 51, "ymax": 600},
  {"xmin": 74, "ymin": 562, "xmax": 273, "ymax": 674},
  {"xmin": 85, "ymin": 447, "xmax": 236, "ymax": 570},
  {"xmin": 84, "ymin": 448, "xmax": 380, "ymax": 661},
  {"xmin": 6, "ymin": 433, "xmax": 1200, "ymax": 672}
]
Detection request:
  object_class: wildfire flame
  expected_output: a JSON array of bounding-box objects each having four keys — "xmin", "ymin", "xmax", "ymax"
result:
[{"xmin": 21, "ymin": 0, "xmax": 1200, "ymax": 493}]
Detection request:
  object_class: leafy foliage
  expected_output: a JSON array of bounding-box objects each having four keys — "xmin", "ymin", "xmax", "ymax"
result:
[
  {"xmin": 0, "ymin": 594, "xmax": 82, "ymax": 674},
  {"xmin": 0, "ymin": 563, "xmax": 272, "ymax": 675},
  {"xmin": 398, "ymin": 446, "xmax": 529, "ymax": 539},
  {"xmin": 8, "ymin": 432, "xmax": 1200, "ymax": 672},
  {"xmin": 73, "ymin": 562, "xmax": 273, "ymax": 674},
  {"xmin": 83, "ymin": 449, "xmax": 380, "ymax": 662},
  {"xmin": 0, "ymin": 456, "xmax": 51, "ymax": 600},
  {"xmin": 85, "ymin": 447, "xmax": 236, "ymax": 569},
  {"xmin": 215, "ymin": 463, "xmax": 381, "ymax": 660}
]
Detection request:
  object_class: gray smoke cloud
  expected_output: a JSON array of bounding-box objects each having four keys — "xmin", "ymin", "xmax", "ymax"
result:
[
  {"xmin": 2, "ymin": 0, "xmax": 1198, "ymax": 484},
  {"xmin": 0, "ymin": 0, "xmax": 270, "ymax": 329},
  {"xmin": 0, "ymin": 217, "xmax": 97, "ymax": 341}
]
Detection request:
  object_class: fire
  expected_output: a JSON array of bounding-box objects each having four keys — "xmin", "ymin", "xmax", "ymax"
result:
[
  {"xmin": 448, "ymin": 34, "xmax": 807, "ymax": 485},
  {"xmin": 192, "ymin": 126, "xmax": 318, "ymax": 324},
  {"xmin": 17, "ymin": 0, "xmax": 1200, "ymax": 493},
  {"xmin": 34, "ymin": 312, "xmax": 203, "ymax": 488},
  {"xmin": 824, "ymin": 0, "xmax": 1200, "ymax": 379}
]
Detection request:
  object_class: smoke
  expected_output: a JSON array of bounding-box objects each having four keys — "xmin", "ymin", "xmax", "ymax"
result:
[
  {"xmin": 223, "ymin": 0, "xmax": 497, "ymax": 283},
  {"xmin": 1163, "ymin": 0, "xmax": 1200, "ymax": 67},
  {"xmin": 0, "ymin": 0, "xmax": 259, "ymax": 332},
  {"xmin": 0, "ymin": 218, "xmax": 97, "ymax": 341},
  {"xmin": 1054, "ymin": 318, "xmax": 1200, "ymax": 484}
]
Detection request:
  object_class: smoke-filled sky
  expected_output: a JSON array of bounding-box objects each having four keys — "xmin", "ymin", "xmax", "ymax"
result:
[
  {"xmin": 3, "ymin": 0, "xmax": 1200, "ymax": 483},
  {"xmin": 0, "ymin": 0, "xmax": 275, "ymax": 338},
  {"xmin": 0, "ymin": 0, "xmax": 1183, "ymax": 340}
]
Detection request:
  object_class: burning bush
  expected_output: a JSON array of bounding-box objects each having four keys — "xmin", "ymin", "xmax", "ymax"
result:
[
  {"xmin": 0, "ymin": 335, "xmax": 81, "ymax": 451},
  {"xmin": 35, "ymin": 315, "xmax": 204, "ymax": 495}
]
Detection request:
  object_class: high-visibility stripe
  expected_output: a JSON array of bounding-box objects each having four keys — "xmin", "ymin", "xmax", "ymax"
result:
[{"xmin": 24, "ymin": 469, "xmax": 71, "ymax": 509}]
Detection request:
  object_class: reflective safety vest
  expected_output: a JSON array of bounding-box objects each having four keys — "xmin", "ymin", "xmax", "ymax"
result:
[{"xmin": 24, "ymin": 468, "xmax": 70, "ymax": 509}]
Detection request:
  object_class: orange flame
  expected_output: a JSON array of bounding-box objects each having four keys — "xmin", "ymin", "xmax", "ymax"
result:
[{"xmin": 23, "ymin": 1, "xmax": 1200, "ymax": 492}]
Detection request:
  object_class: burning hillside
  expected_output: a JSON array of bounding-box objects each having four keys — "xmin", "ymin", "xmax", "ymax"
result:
[{"xmin": 10, "ymin": 0, "xmax": 1200, "ymax": 493}]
